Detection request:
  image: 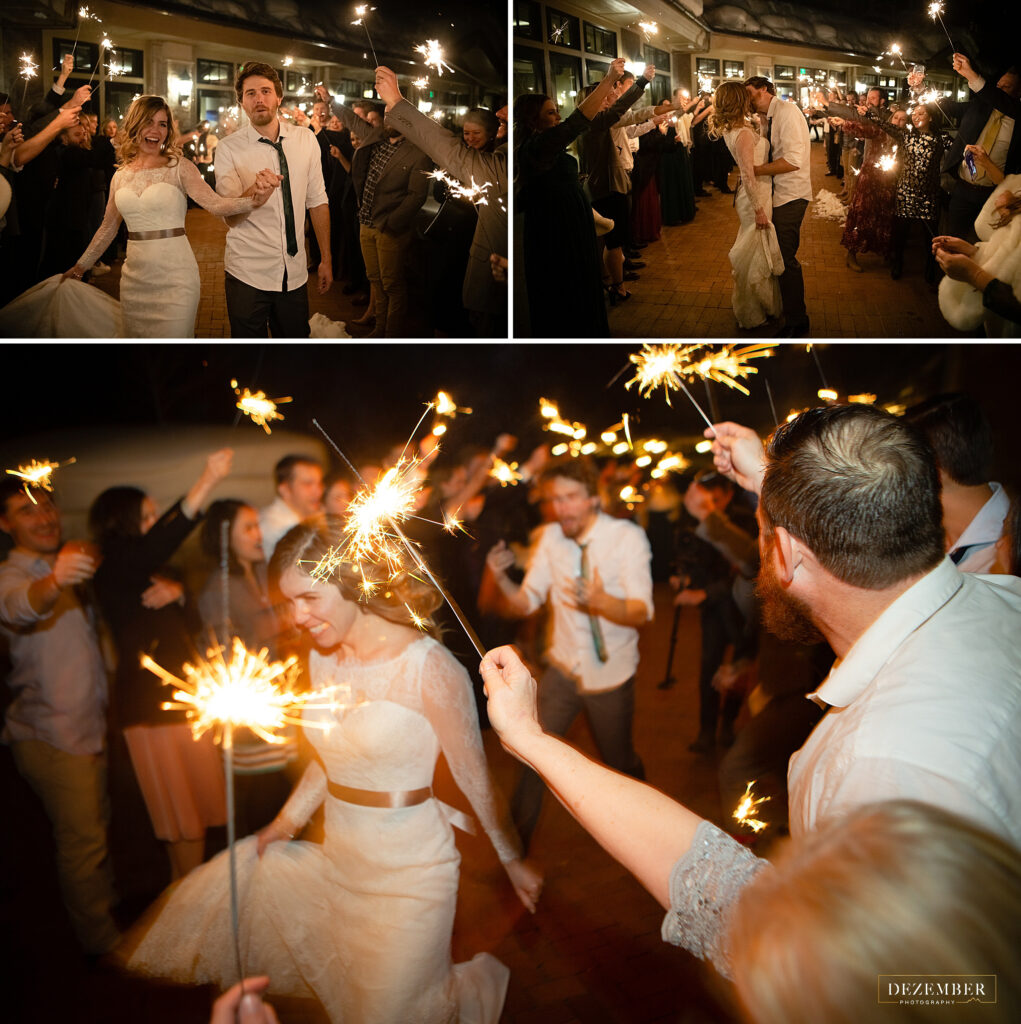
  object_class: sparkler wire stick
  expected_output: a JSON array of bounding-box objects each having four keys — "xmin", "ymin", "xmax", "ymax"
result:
[
  {"xmin": 809, "ymin": 346, "xmax": 829, "ymax": 389},
  {"xmin": 763, "ymin": 377, "xmax": 779, "ymax": 428},
  {"xmin": 678, "ymin": 380, "xmax": 716, "ymax": 435},
  {"xmin": 311, "ymin": 419, "xmax": 487, "ymax": 659},
  {"xmin": 224, "ymin": 721, "xmax": 245, "ymax": 988},
  {"xmin": 352, "ymin": 6, "xmax": 379, "ymax": 67},
  {"xmin": 928, "ymin": 3, "xmax": 956, "ymax": 51}
]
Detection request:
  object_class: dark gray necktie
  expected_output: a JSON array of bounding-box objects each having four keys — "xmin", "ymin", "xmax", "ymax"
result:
[
  {"xmin": 258, "ymin": 136, "xmax": 298, "ymax": 257},
  {"xmin": 578, "ymin": 542, "xmax": 608, "ymax": 663}
]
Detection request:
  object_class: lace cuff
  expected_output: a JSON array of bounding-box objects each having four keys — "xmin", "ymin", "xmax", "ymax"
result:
[
  {"xmin": 275, "ymin": 759, "xmax": 326, "ymax": 833},
  {"xmin": 660, "ymin": 820, "xmax": 769, "ymax": 979}
]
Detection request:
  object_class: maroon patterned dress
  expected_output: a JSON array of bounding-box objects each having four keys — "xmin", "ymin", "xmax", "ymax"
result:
[{"xmin": 839, "ymin": 118, "xmax": 897, "ymax": 257}]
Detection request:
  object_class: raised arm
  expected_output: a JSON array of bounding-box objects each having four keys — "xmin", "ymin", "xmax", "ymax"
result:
[{"xmin": 13, "ymin": 104, "xmax": 82, "ymax": 168}]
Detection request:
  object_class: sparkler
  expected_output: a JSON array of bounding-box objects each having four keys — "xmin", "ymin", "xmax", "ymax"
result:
[
  {"xmin": 927, "ymin": 2, "xmax": 956, "ymax": 51},
  {"xmin": 875, "ymin": 144, "xmax": 898, "ymax": 172},
  {"xmin": 490, "ymin": 457, "xmax": 523, "ymax": 487},
  {"xmin": 412, "ymin": 77, "xmax": 429, "ymax": 90},
  {"xmin": 6, "ymin": 457, "xmax": 76, "ymax": 503},
  {"xmin": 624, "ymin": 343, "xmax": 774, "ymax": 402},
  {"xmin": 230, "ymin": 379, "xmax": 292, "ymax": 433},
  {"xmin": 733, "ymin": 781, "xmax": 770, "ymax": 834},
  {"xmin": 18, "ymin": 53, "xmax": 39, "ymax": 114},
  {"xmin": 434, "ymin": 389, "xmax": 472, "ymax": 417},
  {"xmin": 84, "ymin": 36, "xmax": 113, "ymax": 91},
  {"xmin": 550, "ymin": 23, "xmax": 566, "ymax": 44},
  {"xmin": 638, "ymin": 21, "xmax": 658, "ymax": 40},
  {"xmin": 425, "ymin": 169, "xmax": 500, "ymax": 252},
  {"xmin": 888, "ymin": 42, "xmax": 909, "ymax": 71},
  {"xmin": 70, "ymin": 6, "xmax": 101, "ymax": 65},
  {"xmin": 414, "ymin": 39, "xmax": 453, "ymax": 77},
  {"xmin": 698, "ymin": 73, "xmax": 714, "ymax": 95},
  {"xmin": 351, "ymin": 6, "xmax": 379, "ymax": 67}
]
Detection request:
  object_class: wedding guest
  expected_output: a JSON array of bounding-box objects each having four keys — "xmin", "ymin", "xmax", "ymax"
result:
[{"xmin": 258, "ymin": 454, "xmax": 324, "ymax": 560}]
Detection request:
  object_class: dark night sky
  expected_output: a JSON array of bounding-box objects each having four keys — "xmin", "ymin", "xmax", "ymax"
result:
[{"xmin": 6, "ymin": 343, "xmax": 1019, "ymax": 485}]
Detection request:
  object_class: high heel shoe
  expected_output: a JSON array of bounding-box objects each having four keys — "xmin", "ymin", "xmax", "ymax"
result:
[{"xmin": 605, "ymin": 284, "xmax": 632, "ymax": 307}]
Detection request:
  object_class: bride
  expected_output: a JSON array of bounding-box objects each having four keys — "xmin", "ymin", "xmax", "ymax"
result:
[
  {"xmin": 125, "ymin": 518, "xmax": 542, "ymax": 1023},
  {"xmin": 708, "ymin": 82, "xmax": 784, "ymax": 329}
]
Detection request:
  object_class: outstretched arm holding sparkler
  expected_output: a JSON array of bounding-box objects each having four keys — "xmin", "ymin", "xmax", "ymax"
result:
[
  {"xmin": 707, "ymin": 422, "xmax": 767, "ymax": 496},
  {"xmin": 13, "ymin": 100, "xmax": 85, "ymax": 169}
]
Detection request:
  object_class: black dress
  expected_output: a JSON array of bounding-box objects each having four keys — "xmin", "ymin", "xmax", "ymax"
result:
[
  {"xmin": 516, "ymin": 110, "xmax": 608, "ymax": 338},
  {"xmin": 659, "ymin": 126, "xmax": 696, "ymax": 225}
]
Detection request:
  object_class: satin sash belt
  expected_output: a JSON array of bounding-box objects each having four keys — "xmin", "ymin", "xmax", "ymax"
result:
[
  {"xmin": 327, "ymin": 780, "xmax": 432, "ymax": 808},
  {"xmin": 128, "ymin": 227, "xmax": 186, "ymax": 240}
]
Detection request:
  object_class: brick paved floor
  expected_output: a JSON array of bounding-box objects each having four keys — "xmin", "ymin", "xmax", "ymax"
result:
[
  {"xmin": 608, "ymin": 139, "xmax": 967, "ymax": 340},
  {"xmin": 5, "ymin": 583, "xmax": 751, "ymax": 1023}
]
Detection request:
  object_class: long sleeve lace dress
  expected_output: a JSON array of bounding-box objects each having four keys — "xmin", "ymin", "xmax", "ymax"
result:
[{"xmin": 126, "ymin": 635, "xmax": 523, "ymax": 1023}]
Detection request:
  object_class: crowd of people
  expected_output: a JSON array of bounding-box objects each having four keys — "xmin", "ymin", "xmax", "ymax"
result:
[
  {"xmin": 514, "ymin": 50, "xmax": 1021, "ymax": 337},
  {"xmin": 1, "ymin": 385, "xmax": 1019, "ymax": 1022},
  {"xmin": 0, "ymin": 61, "xmax": 508, "ymax": 338}
]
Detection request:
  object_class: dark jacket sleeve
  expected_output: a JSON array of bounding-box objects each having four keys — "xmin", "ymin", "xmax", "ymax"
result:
[
  {"xmin": 126, "ymin": 500, "xmax": 201, "ymax": 576},
  {"xmin": 983, "ymin": 278, "xmax": 1021, "ymax": 325},
  {"xmin": 974, "ymin": 81, "xmax": 1021, "ymax": 120},
  {"xmin": 588, "ymin": 79, "xmax": 650, "ymax": 130}
]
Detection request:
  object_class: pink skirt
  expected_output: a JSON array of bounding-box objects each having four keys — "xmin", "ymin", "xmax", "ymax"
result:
[{"xmin": 123, "ymin": 723, "xmax": 227, "ymax": 842}]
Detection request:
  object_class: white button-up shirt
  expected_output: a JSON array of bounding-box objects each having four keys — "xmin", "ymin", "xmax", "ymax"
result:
[
  {"xmin": 215, "ymin": 120, "xmax": 328, "ymax": 292},
  {"xmin": 949, "ymin": 481, "xmax": 1010, "ymax": 573},
  {"xmin": 259, "ymin": 495, "xmax": 300, "ymax": 561},
  {"xmin": 788, "ymin": 557, "xmax": 1021, "ymax": 847},
  {"xmin": 765, "ymin": 95, "xmax": 813, "ymax": 206},
  {"xmin": 520, "ymin": 512, "xmax": 653, "ymax": 692}
]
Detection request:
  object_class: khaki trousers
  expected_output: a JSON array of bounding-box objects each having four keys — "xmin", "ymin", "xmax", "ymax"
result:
[{"xmin": 359, "ymin": 224, "xmax": 410, "ymax": 337}]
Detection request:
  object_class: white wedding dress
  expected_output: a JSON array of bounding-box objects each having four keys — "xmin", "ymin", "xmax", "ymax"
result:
[
  {"xmin": 127, "ymin": 636, "xmax": 519, "ymax": 1024},
  {"xmin": 723, "ymin": 127, "xmax": 784, "ymax": 328}
]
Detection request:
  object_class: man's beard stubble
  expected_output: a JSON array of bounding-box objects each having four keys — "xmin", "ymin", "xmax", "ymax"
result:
[{"xmin": 755, "ymin": 555, "xmax": 825, "ymax": 646}]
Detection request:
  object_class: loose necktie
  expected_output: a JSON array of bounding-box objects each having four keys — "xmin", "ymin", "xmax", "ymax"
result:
[
  {"xmin": 963, "ymin": 110, "xmax": 1003, "ymax": 184},
  {"xmin": 258, "ymin": 136, "xmax": 298, "ymax": 257},
  {"xmin": 578, "ymin": 542, "xmax": 609, "ymax": 663}
]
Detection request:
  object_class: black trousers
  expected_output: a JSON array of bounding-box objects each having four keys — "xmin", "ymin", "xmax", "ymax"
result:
[
  {"xmin": 510, "ymin": 665, "xmax": 644, "ymax": 852},
  {"xmin": 225, "ymin": 271, "xmax": 310, "ymax": 338},
  {"xmin": 772, "ymin": 198, "xmax": 809, "ymax": 327}
]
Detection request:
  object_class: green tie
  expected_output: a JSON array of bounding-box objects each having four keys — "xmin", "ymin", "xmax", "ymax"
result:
[
  {"xmin": 259, "ymin": 136, "xmax": 298, "ymax": 257},
  {"xmin": 579, "ymin": 542, "xmax": 609, "ymax": 663}
]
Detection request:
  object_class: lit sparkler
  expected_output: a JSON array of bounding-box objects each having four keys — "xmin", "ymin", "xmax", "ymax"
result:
[
  {"xmin": 875, "ymin": 144, "xmax": 898, "ymax": 172},
  {"xmin": 84, "ymin": 36, "xmax": 113, "ymax": 91},
  {"xmin": 351, "ymin": 5, "xmax": 379, "ymax": 67},
  {"xmin": 425, "ymin": 169, "xmax": 501, "ymax": 252},
  {"xmin": 490, "ymin": 457, "xmax": 523, "ymax": 487},
  {"xmin": 230, "ymin": 379, "xmax": 293, "ymax": 433},
  {"xmin": 412, "ymin": 77, "xmax": 429, "ymax": 89},
  {"xmin": 638, "ymin": 21, "xmax": 659, "ymax": 39},
  {"xmin": 550, "ymin": 23, "xmax": 566, "ymax": 44},
  {"xmin": 733, "ymin": 781, "xmax": 770, "ymax": 834},
  {"xmin": 434, "ymin": 389, "xmax": 472, "ymax": 417},
  {"xmin": 5, "ymin": 457, "xmax": 77, "ymax": 502},
  {"xmin": 927, "ymin": 2, "xmax": 956, "ymax": 51},
  {"xmin": 625, "ymin": 343, "xmax": 773, "ymax": 402},
  {"xmin": 414, "ymin": 39, "xmax": 453, "ymax": 77},
  {"xmin": 18, "ymin": 53, "xmax": 39, "ymax": 112},
  {"xmin": 698, "ymin": 73, "xmax": 714, "ymax": 94}
]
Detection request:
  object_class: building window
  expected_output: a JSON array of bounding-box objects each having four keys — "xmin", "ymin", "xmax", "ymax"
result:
[
  {"xmin": 103, "ymin": 47, "xmax": 143, "ymax": 80},
  {"xmin": 547, "ymin": 8, "xmax": 580, "ymax": 49},
  {"xmin": 585, "ymin": 58, "xmax": 610, "ymax": 84},
  {"xmin": 54, "ymin": 38, "xmax": 99, "ymax": 74},
  {"xmin": 549, "ymin": 52, "xmax": 582, "ymax": 111},
  {"xmin": 197, "ymin": 59, "xmax": 233, "ymax": 85},
  {"xmin": 513, "ymin": 0, "xmax": 542, "ymax": 41},
  {"xmin": 285, "ymin": 70, "xmax": 313, "ymax": 97},
  {"xmin": 645, "ymin": 44, "xmax": 670, "ymax": 72},
  {"xmin": 696, "ymin": 57, "xmax": 719, "ymax": 75},
  {"xmin": 723, "ymin": 60, "xmax": 744, "ymax": 79},
  {"xmin": 774, "ymin": 64, "xmax": 795, "ymax": 80},
  {"xmin": 514, "ymin": 45, "xmax": 545, "ymax": 98},
  {"xmin": 584, "ymin": 22, "xmax": 617, "ymax": 58},
  {"xmin": 649, "ymin": 72, "xmax": 670, "ymax": 106}
]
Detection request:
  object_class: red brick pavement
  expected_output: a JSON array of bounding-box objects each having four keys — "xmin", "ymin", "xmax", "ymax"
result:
[{"xmin": 608, "ymin": 139, "xmax": 966, "ymax": 339}]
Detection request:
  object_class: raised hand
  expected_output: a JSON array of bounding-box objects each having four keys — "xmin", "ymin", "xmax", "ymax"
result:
[
  {"xmin": 374, "ymin": 66, "xmax": 402, "ymax": 109},
  {"xmin": 53, "ymin": 543, "xmax": 97, "ymax": 588},
  {"xmin": 486, "ymin": 540, "xmax": 515, "ymax": 577},
  {"xmin": 479, "ymin": 646, "xmax": 544, "ymax": 760},
  {"xmin": 606, "ymin": 57, "xmax": 626, "ymax": 82},
  {"xmin": 66, "ymin": 85, "xmax": 91, "ymax": 109},
  {"xmin": 642, "ymin": 64, "xmax": 656, "ymax": 82},
  {"xmin": 708, "ymin": 422, "xmax": 767, "ymax": 495}
]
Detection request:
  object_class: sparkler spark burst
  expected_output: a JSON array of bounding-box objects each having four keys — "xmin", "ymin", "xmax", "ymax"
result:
[
  {"xmin": 490, "ymin": 457, "xmax": 523, "ymax": 487},
  {"xmin": 927, "ymin": 1, "xmax": 943, "ymax": 17},
  {"xmin": 5, "ymin": 457, "xmax": 76, "ymax": 502},
  {"xmin": 414, "ymin": 39, "xmax": 453, "ymax": 77},
  {"xmin": 625, "ymin": 343, "xmax": 774, "ymax": 403},
  {"xmin": 19, "ymin": 53, "xmax": 39, "ymax": 81},
  {"xmin": 412, "ymin": 77, "xmax": 429, "ymax": 89},
  {"xmin": 875, "ymin": 144, "xmax": 898, "ymax": 172},
  {"xmin": 434, "ymin": 389, "xmax": 472, "ymax": 417},
  {"xmin": 638, "ymin": 20, "xmax": 659, "ymax": 36},
  {"xmin": 283, "ymin": 56, "xmax": 294, "ymax": 67},
  {"xmin": 231, "ymin": 379, "xmax": 292, "ymax": 433},
  {"xmin": 100, "ymin": 35, "xmax": 113, "ymax": 50},
  {"xmin": 733, "ymin": 781, "xmax": 770, "ymax": 834},
  {"xmin": 427, "ymin": 169, "xmax": 492, "ymax": 206}
]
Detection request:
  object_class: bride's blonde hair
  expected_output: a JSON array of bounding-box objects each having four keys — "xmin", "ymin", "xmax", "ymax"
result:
[
  {"xmin": 115, "ymin": 95, "xmax": 183, "ymax": 168},
  {"xmin": 708, "ymin": 81, "xmax": 754, "ymax": 140}
]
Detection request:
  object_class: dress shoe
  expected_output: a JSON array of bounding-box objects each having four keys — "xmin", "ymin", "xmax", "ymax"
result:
[
  {"xmin": 605, "ymin": 284, "xmax": 632, "ymax": 306},
  {"xmin": 631, "ymin": 242, "xmax": 648, "ymax": 250},
  {"xmin": 623, "ymin": 259, "xmax": 646, "ymax": 270},
  {"xmin": 623, "ymin": 270, "xmax": 640, "ymax": 281},
  {"xmin": 776, "ymin": 318, "xmax": 810, "ymax": 338}
]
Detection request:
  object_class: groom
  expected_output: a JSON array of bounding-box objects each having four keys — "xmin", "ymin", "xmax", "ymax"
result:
[
  {"xmin": 215, "ymin": 61, "xmax": 332, "ymax": 337},
  {"xmin": 745, "ymin": 76, "xmax": 813, "ymax": 337}
]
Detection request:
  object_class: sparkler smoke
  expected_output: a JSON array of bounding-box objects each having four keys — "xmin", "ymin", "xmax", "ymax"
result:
[
  {"xmin": 6, "ymin": 457, "xmax": 76, "ymax": 503},
  {"xmin": 230, "ymin": 378, "xmax": 293, "ymax": 433},
  {"xmin": 733, "ymin": 781, "xmax": 770, "ymax": 833},
  {"xmin": 351, "ymin": 5, "xmax": 379, "ymax": 67},
  {"xmin": 311, "ymin": 418, "xmax": 487, "ymax": 658},
  {"xmin": 414, "ymin": 39, "xmax": 453, "ymax": 77},
  {"xmin": 927, "ymin": 2, "xmax": 956, "ymax": 50}
]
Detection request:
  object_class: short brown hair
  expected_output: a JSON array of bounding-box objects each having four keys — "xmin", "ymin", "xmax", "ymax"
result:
[
  {"xmin": 235, "ymin": 61, "xmax": 283, "ymax": 104},
  {"xmin": 760, "ymin": 405, "xmax": 944, "ymax": 589},
  {"xmin": 744, "ymin": 75, "xmax": 776, "ymax": 96},
  {"xmin": 539, "ymin": 456, "xmax": 600, "ymax": 496}
]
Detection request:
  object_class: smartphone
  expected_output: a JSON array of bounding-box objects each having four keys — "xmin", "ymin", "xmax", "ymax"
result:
[{"xmin": 964, "ymin": 149, "xmax": 977, "ymax": 179}]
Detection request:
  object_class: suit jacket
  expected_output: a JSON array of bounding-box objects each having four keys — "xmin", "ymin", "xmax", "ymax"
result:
[
  {"xmin": 941, "ymin": 82, "xmax": 1021, "ymax": 178},
  {"xmin": 577, "ymin": 78, "xmax": 651, "ymax": 199},
  {"xmin": 384, "ymin": 99, "xmax": 505, "ymax": 315},
  {"xmin": 332, "ymin": 101, "xmax": 432, "ymax": 234}
]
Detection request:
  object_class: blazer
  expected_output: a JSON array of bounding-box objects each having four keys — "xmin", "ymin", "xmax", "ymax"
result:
[
  {"xmin": 577, "ymin": 78, "xmax": 652, "ymax": 198},
  {"xmin": 332, "ymin": 101, "xmax": 432, "ymax": 235},
  {"xmin": 384, "ymin": 99, "xmax": 506, "ymax": 315},
  {"xmin": 941, "ymin": 82, "xmax": 1021, "ymax": 178}
]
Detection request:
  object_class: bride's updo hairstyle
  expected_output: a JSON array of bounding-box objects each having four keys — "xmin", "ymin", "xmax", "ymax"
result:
[
  {"xmin": 116, "ymin": 94, "xmax": 183, "ymax": 168},
  {"xmin": 269, "ymin": 517, "xmax": 443, "ymax": 636},
  {"xmin": 708, "ymin": 81, "xmax": 754, "ymax": 140}
]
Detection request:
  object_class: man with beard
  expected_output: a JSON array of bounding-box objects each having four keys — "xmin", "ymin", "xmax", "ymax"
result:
[
  {"xmin": 215, "ymin": 61, "xmax": 331, "ymax": 337},
  {"xmin": 319, "ymin": 84, "xmax": 432, "ymax": 337},
  {"xmin": 486, "ymin": 457, "xmax": 653, "ymax": 852},
  {"xmin": 710, "ymin": 406, "xmax": 1021, "ymax": 847}
]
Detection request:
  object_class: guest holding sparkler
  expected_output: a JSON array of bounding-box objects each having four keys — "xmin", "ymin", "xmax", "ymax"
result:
[
  {"xmin": 374, "ymin": 67, "xmax": 508, "ymax": 337},
  {"xmin": 480, "ymin": 646, "xmax": 1021, "ymax": 1021},
  {"xmin": 126, "ymin": 517, "xmax": 542, "ymax": 1023},
  {"xmin": 90, "ymin": 448, "xmax": 233, "ymax": 881}
]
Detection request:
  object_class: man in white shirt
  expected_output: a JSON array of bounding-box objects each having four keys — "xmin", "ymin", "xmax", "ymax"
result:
[
  {"xmin": 259, "ymin": 454, "xmax": 324, "ymax": 559},
  {"xmin": 486, "ymin": 458, "xmax": 653, "ymax": 851},
  {"xmin": 745, "ymin": 76, "xmax": 813, "ymax": 337},
  {"xmin": 711, "ymin": 406, "xmax": 1021, "ymax": 848},
  {"xmin": 215, "ymin": 61, "xmax": 331, "ymax": 338},
  {"xmin": 906, "ymin": 392, "xmax": 1010, "ymax": 573}
]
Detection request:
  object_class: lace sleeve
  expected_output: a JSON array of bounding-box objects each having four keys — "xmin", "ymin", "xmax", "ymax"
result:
[
  {"xmin": 733, "ymin": 129, "xmax": 760, "ymax": 206},
  {"xmin": 420, "ymin": 643, "xmax": 522, "ymax": 864},
  {"xmin": 78, "ymin": 174, "xmax": 124, "ymax": 269},
  {"xmin": 660, "ymin": 820, "xmax": 769, "ymax": 979},
  {"xmin": 275, "ymin": 759, "xmax": 326, "ymax": 833},
  {"xmin": 178, "ymin": 158, "xmax": 254, "ymax": 217}
]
